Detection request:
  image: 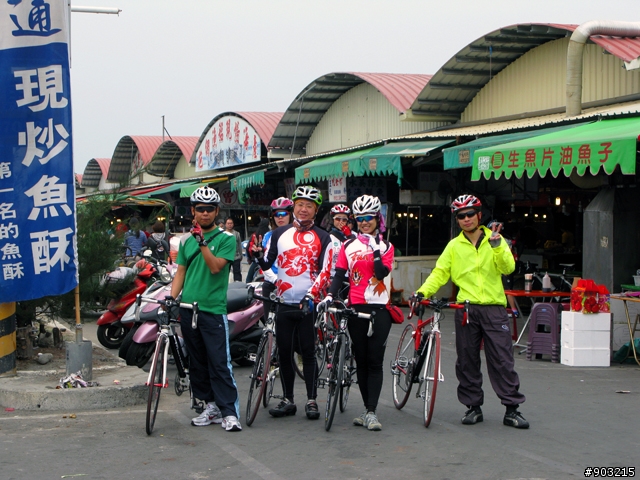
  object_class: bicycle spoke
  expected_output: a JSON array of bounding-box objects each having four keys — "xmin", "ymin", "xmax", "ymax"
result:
[
  {"xmin": 392, "ymin": 323, "xmax": 416, "ymax": 410},
  {"xmin": 339, "ymin": 341, "xmax": 354, "ymax": 413},
  {"xmin": 420, "ymin": 331, "xmax": 441, "ymax": 428},
  {"xmin": 324, "ymin": 338, "xmax": 342, "ymax": 431},
  {"xmin": 246, "ymin": 334, "xmax": 272, "ymax": 427},
  {"xmin": 146, "ymin": 336, "xmax": 166, "ymax": 435}
]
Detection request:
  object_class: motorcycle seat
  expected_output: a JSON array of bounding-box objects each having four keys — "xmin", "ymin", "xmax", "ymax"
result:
[{"xmin": 227, "ymin": 285, "xmax": 251, "ymax": 312}]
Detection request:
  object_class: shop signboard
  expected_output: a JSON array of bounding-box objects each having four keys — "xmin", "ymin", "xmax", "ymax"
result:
[
  {"xmin": 195, "ymin": 116, "xmax": 261, "ymax": 172},
  {"xmin": 328, "ymin": 177, "xmax": 347, "ymax": 203},
  {"xmin": 0, "ymin": 1, "xmax": 78, "ymax": 302}
]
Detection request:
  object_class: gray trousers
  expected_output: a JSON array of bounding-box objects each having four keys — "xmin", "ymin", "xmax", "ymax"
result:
[{"xmin": 454, "ymin": 304, "xmax": 525, "ymax": 408}]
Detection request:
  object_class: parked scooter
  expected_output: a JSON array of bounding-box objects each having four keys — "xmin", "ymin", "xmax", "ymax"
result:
[
  {"xmin": 121, "ymin": 282, "xmax": 265, "ymax": 368},
  {"xmin": 96, "ymin": 253, "xmax": 173, "ymax": 349}
]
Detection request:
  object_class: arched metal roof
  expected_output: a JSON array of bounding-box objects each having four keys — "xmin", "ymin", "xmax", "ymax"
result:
[
  {"xmin": 268, "ymin": 72, "xmax": 432, "ymax": 153},
  {"xmin": 81, "ymin": 158, "xmax": 111, "ymax": 187},
  {"xmin": 189, "ymin": 112, "xmax": 283, "ymax": 163},
  {"xmin": 107, "ymin": 136, "xmax": 166, "ymax": 182},
  {"xmin": 75, "ymin": 173, "xmax": 82, "ymax": 188},
  {"xmin": 145, "ymin": 136, "xmax": 199, "ymax": 177},
  {"xmin": 409, "ymin": 23, "xmax": 640, "ymax": 121}
]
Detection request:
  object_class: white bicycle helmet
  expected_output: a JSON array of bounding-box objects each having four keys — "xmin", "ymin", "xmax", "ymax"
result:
[
  {"xmin": 450, "ymin": 194, "xmax": 482, "ymax": 213},
  {"xmin": 292, "ymin": 185, "xmax": 323, "ymax": 206},
  {"xmin": 352, "ymin": 195, "xmax": 381, "ymax": 215},
  {"xmin": 330, "ymin": 204, "xmax": 351, "ymax": 216},
  {"xmin": 190, "ymin": 185, "xmax": 220, "ymax": 205}
]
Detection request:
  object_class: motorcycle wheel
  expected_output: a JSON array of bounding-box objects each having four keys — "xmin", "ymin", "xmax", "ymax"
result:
[
  {"xmin": 118, "ymin": 324, "xmax": 140, "ymax": 360},
  {"xmin": 126, "ymin": 341, "xmax": 155, "ymax": 368},
  {"xmin": 97, "ymin": 323, "xmax": 127, "ymax": 349}
]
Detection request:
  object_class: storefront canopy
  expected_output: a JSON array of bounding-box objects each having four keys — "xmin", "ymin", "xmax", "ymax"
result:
[
  {"xmin": 295, "ymin": 140, "xmax": 452, "ymax": 186},
  {"xmin": 145, "ymin": 181, "xmax": 198, "ymax": 197},
  {"xmin": 179, "ymin": 178, "xmax": 227, "ymax": 198},
  {"xmin": 230, "ymin": 170, "xmax": 265, "ymax": 192},
  {"xmin": 443, "ymin": 123, "xmax": 589, "ymax": 170},
  {"xmin": 472, "ymin": 117, "xmax": 640, "ymax": 180}
]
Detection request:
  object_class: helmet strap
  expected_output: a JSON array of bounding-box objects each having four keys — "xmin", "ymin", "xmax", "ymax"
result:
[{"xmin": 293, "ymin": 215, "xmax": 314, "ymax": 232}]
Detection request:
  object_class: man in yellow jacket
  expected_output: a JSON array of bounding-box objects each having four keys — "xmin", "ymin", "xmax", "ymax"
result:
[{"xmin": 416, "ymin": 194, "xmax": 529, "ymax": 429}]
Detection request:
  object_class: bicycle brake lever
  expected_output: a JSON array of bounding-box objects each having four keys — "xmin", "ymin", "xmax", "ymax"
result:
[
  {"xmin": 192, "ymin": 302, "xmax": 199, "ymax": 329},
  {"xmin": 462, "ymin": 299, "xmax": 470, "ymax": 326}
]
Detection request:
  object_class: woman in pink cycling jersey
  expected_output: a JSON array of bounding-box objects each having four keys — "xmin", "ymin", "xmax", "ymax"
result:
[{"xmin": 318, "ymin": 194, "xmax": 394, "ymax": 431}]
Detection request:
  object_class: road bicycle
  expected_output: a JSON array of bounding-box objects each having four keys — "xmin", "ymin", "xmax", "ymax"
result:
[
  {"xmin": 391, "ymin": 296, "xmax": 464, "ymax": 427},
  {"xmin": 245, "ymin": 290, "xmax": 286, "ymax": 427},
  {"xmin": 135, "ymin": 294, "xmax": 201, "ymax": 435},
  {"xmin": 321, "ymin": 301, "xmax": 373, "ymax": 432}
]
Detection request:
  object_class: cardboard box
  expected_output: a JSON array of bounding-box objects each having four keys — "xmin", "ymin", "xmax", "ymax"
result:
[
  {"xmin": 561, "ymin": 330, "xmax": 610, "ymax": 349},
  {"xmin": 561, "ymin": 311, "xmax": 611, "ymax": 331},
  {"xmin": 561, "ymin": 347, "xmax": 610, "ymax": 367}
]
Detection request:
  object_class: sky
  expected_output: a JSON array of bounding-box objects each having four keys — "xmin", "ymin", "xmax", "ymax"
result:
[{"xmin": 69, "ymin": 0, "xmax": 640, "ymax": 174}]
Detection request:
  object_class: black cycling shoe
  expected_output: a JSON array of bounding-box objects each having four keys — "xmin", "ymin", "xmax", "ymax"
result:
[
  {"xmin": 503, "ymin": 410, "xmax": 529, "ymax": 429},
  {"xmin": 461, "ymin": 407, "xmax": 483, "ymax": 425},
  {"xmin": 305, "ymin": 400, "xmax": 320, "ymax": 420},
  {"xmin": 269, "ymin": 399, "xmax": 297, "ymax": 417}
]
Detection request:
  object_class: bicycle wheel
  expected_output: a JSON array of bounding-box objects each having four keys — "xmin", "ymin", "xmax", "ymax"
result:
[
  {"xmin": 420, "ymin": 331, "xmax": 441, "ymax": 428},
  {"xmin": 391, "ymin": 323, "xmax": 416, "ymax": 409},
  {"xmin": 315, "ymin": 325, "xmax": 328, "ymax": 377},
  {"xmin": 339, "ymin": 341, "xmax": 354, "ymax": 413},
  {"xmin": 146, "ymin": 336, "xmax": 167, "ymax": 435},
  {"xmin": 246, "ymin": 333, "xmax": 273, "ymax": 427},
  {"xmin": 324, "ymin": 337, "xmax": 343, "ymax": 432},
  {"xmin": 263, "ymin": 344, "xmax": 278, "ymax": 408}
]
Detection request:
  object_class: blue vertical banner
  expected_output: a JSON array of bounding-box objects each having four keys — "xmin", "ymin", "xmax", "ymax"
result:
[{"xmin": 0, "ymin": 1, "xmax": 78, "ymax": 302}]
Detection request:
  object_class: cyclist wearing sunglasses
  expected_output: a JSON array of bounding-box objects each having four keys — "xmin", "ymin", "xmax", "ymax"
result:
[
  {"xmin": 317, "ymin": 194, "xmax": 394, "ymax": 431},
  {"xmin": 415, "ymin": 194, "xmax": 529, "ymax": 429},
  {"xmin": 168, "ymin": 185, "xmax": 242, "ymax": 432},
  {"xmin": 252, "ymin": 186, "xmax": 332, "ymax": 420}
]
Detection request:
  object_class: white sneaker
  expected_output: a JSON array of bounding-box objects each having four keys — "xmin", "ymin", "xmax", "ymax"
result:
[
  {"xmin": 221, "ymin": 415, "xmax": 242, "ymax": 432},
  {"xmin": 191, "ymin": 403, "xmax": 222, "ymax": 426},
  {"xmin": 364, "ymin": 412, "xmax": 382, "ymax": 431}
]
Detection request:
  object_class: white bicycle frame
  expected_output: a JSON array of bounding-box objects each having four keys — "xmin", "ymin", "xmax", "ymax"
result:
[{"xmin": 417, "ymin": 310, "xmax": 444, "ymax": 398}]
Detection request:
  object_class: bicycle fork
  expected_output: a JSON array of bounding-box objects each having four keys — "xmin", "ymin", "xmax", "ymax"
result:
[{"xmin": 146, "ymin": 331, "xmax": 170, "ymax": 389}]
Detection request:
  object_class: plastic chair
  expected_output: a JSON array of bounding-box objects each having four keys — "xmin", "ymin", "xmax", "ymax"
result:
[{"xmin": 526, "ymin": 302, "xmax": 563, "ymax": 363}]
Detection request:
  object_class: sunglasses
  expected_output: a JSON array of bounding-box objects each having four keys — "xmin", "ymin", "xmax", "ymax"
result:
[
  {"xmin": 355, "ymin": 215, "xmax": 376, "ymax": 223},
  {"xmin": 334, "ymin": 217, "xmax": 349, "ymax": 223},
  {"xmin": 273, "ymin": 211, "xmax": 289, "ymax": 218},
  {"xmin": 456, "ymin": 211, "xmax": 477, "ymax": 220},
  {"xmin": 194, "ymin": 205, "xmax": 217, "ymax": 213}
]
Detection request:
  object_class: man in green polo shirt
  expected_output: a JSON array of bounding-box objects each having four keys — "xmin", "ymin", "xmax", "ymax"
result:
[{"xmin": 169, "ymin": 185, "xmax": 242, "ymax": 432}]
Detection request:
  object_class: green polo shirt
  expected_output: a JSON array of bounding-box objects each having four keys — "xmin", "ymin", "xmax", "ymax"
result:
[{"xmin": 177, "ymin": 230, "xmax": 236, "ymax": 314}]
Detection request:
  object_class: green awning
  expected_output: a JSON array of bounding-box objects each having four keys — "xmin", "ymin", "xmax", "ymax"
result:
[
  {"xmin": 230, "ymin": 170, "xmax": 265, "ymax": 192},
  {"xmin": 180, "ymin": 178, "xmax": 227, "ymax": 198},
  {"xmin": 145, "ymin": 181, "xmax": 198, "ymax": 197},
  {"xmin": 295, "ymin": 141, "xmax": 452, "ymax": 186},
  {"xmin": 443, "ymin": 123, "xmax": 590, "ymax": 170},
  {"xmin": 361, "ymin": 140, "xmax": 453, "ymax": 185},
  {"xmin": 295, "ymin": 147, "xmax": 379, "ymax": 185},
  {"xmin": 472, "ymin": 117, "xmax": 640, "ymax": 180}
]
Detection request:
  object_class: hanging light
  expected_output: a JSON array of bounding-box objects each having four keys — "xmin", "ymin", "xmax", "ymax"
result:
[
  {"xmin": 510, "ymin": 203, "xmax": 515, "ymax": 213},
  {"xmin": 555, "ymin": 197, "xmax": 561, "ymax": 206}
]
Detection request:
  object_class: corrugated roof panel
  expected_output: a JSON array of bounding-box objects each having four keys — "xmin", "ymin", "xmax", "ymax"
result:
[
  {"xmin": 81, "ymin": 157, "xmax": 111, "ymax": 187},
  {"xmin": 107, "ymin": 136, "xmax": 165, "ymax": 182},
  {"xmin": 410, "ymin": 23, "xmax": 640, "ymax": 121},
  {"xmin": 269, "ymin": 72, "xmax": 431, "ymax": 152},
  {"xmin": 146, "ymin": 136, "xmax": 199, "ymax": 178},
  {"xmin": 234, "ymin": 112, "xmax": 283, "ymax": 145}
]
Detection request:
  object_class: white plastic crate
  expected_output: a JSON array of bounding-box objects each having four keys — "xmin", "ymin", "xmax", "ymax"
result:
[
  {"xmin": 561, "ymin": 330, "xmax": 610, "ymax": 349},
  {"xmin": 561, "ymin": 347, "xmax": 610, "ymax": 367},
  {"xmin": 561, "ymin": 311, "xmax": 611, "ymax": 332}
]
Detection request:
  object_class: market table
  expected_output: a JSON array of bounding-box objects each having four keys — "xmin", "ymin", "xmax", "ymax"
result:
[
  {"xmin": 504, "ymin": 290, "xmax": 571, "ymax": 352},
  {"xmin": 609, "ymin": 293, "xmax": 640, "ymax": 366}
]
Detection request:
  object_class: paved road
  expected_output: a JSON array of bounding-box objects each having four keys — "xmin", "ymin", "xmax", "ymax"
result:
[{"xmin": 1, "ymin": 310, "xmax": 638, "ymax": 479}]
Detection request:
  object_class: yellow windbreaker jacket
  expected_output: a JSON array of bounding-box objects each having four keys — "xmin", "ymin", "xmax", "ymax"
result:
[{"xmin": 416, "ymin": 226, "xmax": 515, "ymax": 306}]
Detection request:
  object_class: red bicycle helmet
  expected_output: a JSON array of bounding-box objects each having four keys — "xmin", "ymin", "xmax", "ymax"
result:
[
  {"xmin": 270, "ymin": 197, "xmax": 294, "ymax": 212},
  {"xmin": 330, "ymin": 204, "xmax": 351, "ymax": 216},
  {"xmin": 451, "ymin": 194, "xmax": 482, "ymax": 213}
]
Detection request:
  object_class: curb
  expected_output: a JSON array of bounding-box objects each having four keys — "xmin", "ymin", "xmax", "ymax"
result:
[{"xmin": 0, "ymin": 366, "xmax": 150, "ymax": 411}]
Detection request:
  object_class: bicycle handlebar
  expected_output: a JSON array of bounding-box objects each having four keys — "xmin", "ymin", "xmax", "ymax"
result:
[
  {"xmin": 408, "ymin": 297, "xmax": 465, "ymax": 320},
  {"xmin": 136, "ymin": 294, "xmax": 199, "ymax": 328},
  {"xmin": 326, "ymin": 305, "xmax": 375, "ymax": 320}
]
